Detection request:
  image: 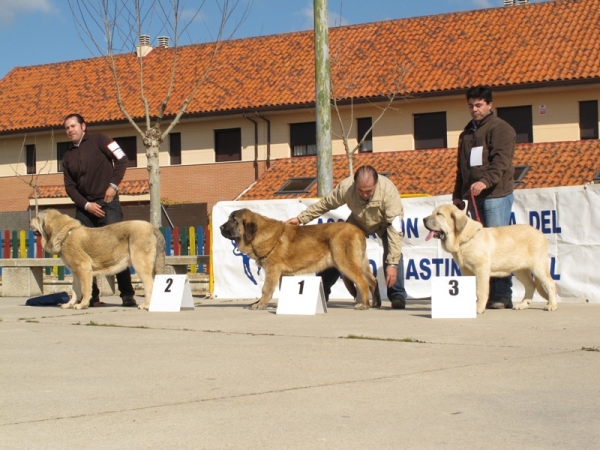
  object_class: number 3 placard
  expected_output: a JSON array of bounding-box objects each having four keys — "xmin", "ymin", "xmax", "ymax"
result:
[
  {"xmin": 149, "ymin": 275, "xmax": 195, "ymax": 312},
  {"xmin": 276, "ymin": 276, "xmax": 327, "ymax": 315},
  {"xmin": 431, "ymin": 276, "xmax": 476, "ymax": 319}
]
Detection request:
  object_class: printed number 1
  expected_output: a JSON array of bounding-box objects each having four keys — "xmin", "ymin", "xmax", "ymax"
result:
[
  {"xmin": 298, "ymin": 280, "xmax": 305, "ymax": 295},
  {"xmin": 164, "ymin": 278, "xmax": 173, "ymax": 293},
  {"xmin": 448, "ymin": 279, "xmax": 459, "ymax": 296}
]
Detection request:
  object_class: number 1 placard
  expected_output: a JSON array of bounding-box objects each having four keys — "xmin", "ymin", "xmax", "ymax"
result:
[
  {"xmin": 276, "ymin": 276, "xmax": 327, "ymax": 315},
  {"xmin": 149, "ymin": 275, "xmax": 194, "ymax": 312},
  {"xmin": 431, "ymin": 276, "xmax": 476, "ymax": 319}
]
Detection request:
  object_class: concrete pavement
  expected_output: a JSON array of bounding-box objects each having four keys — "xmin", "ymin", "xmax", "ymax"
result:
[{"xmin": 1, "ymin": 296, "xmax": 599, "ymax": 449}]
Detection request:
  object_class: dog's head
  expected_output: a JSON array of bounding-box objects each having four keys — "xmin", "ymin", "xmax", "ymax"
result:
[
  {"xmin": 423, "ymin": 204, "xmax": 480, "ymax": 252},
  {"xmin": 220, "ymin": 209, "xmax": 258, "ymax": 244},
  {"xmin": 30, "ymin": 209, "xmax": 80, "ymax": 255}
]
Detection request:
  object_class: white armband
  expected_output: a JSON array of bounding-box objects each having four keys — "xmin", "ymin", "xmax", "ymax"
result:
[{"xmin": 107, "ymin": 141, "xmax": 126, "ymax": 160}]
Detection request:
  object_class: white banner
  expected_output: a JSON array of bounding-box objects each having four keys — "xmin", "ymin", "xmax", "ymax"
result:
[{"xmin": 212, "ymin": 185, "xmax": 600, "ymax": 304}]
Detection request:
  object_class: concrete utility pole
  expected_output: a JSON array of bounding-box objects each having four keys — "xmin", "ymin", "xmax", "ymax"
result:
[{"xmin": 314, "ymin": 0, "xmax": 333, "ymax": 196}]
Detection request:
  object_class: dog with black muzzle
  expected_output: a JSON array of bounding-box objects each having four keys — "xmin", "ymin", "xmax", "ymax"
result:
[{"xmin": 220, "ymin": 208, "xmax": 381, "ymax": 310}]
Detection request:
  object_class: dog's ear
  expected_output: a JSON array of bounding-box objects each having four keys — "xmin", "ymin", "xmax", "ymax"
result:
[
  {"xmin": 244, "ymin": 220, "xmax": 258, "ymax": 242},
  {"xmin": 452, "ymin": 207, "xmax": 470, "ymax": 234}
]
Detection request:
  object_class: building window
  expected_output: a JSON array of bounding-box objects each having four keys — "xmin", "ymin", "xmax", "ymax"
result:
[
  {"xmin": 514, "ymin": 165, "xmax": 530, "ymax": 185},
  {"xmin": 169, "ymin": 132, "xmax": 182, "ymax": 165},
  {"xmin": 215, "ymin": 128, "xmax": 241, "ymax": 162},
  {"xmin": 579, "ymin": 100, "xmax": 599, "ymax": 140},
  {"xmin": 290, "ymin": 122, "xmax": 317, "ymax": 156},
  {"xmin": 497, "ymin": 105, "xmax": 533, "ymax": 143},
  {"xmin": 357, "ymin": 117, "xmax": 373, "ymax": 152},
  {"xmin": 26, "ymin": 144, "xmax": 36, "ymax": 174},
  {"xmin": 275, "ymin": 177, "xmax": 317, "ymax": 194},
  {"xmin": 115, "ymin": 136, "xmax": 137, "ymax": 167},
  {"xmin": 57, "ymin": 142, "xmax": 70, "ymax": 172},
  {"xmin": 414, "ymin": 112, "xmax": 447, "ymax": 149}
]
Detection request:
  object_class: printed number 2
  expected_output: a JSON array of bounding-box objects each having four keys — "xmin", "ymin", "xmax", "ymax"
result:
[
  {"xmin": 164, "ymin": 278, "xmax": 174, "ymax": 293},
  {"xmin": 448, "ymin": 279, "xmax": 459, "ymax": 296},
  {"xmin": 298, "ymin": 280, "xmax": 305, "ymax": 295}
]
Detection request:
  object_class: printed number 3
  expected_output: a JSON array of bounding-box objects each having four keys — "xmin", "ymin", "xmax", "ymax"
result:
[
  {"xmin": 448, "ymin": 279, "xmax": 459, "ymax": 296},
  {"xmin": 298, "ymin": 280, "xmax": 305, "ymax": 295},
  {"xmin": 164, "ymin": 278, "xmax": 173, "ymax": 293}
]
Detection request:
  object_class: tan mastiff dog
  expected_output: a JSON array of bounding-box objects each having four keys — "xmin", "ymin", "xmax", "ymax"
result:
[
  {"xmin": 423, "ymin": 204, "xmax": 557, "ymax": 314},
  {"xmin": 30, "ymin": 209, "xmax": 167, "ymax": 310}
]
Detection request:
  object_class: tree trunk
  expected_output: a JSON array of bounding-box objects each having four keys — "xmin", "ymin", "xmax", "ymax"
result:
[
  {"xmin": 314, "ymin": 0, "xmax": 333, "ymax": 196},
  {"xmin": 144, "ymin": 126, "xmax": 163, "ymax": 227}
]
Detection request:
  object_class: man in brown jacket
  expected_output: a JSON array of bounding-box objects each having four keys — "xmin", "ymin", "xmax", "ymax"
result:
[
  {"xmin": 287, "ymin": 165, "xmax": 408, "ymax": 309},
  {"xmin": 62, "ymin": 113, "xmax": 137, "ymax": 307},
  {"xmin": 453, "ymin": 85, "xmax": 516, "ymax": 309}
]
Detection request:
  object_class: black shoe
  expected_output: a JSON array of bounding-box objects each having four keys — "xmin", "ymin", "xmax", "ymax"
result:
[
  {"xmin": 90, "ymin": 295, "xmax": 101, "ymax": 307},
  {"xmin": 390, "ymin": 297, "xmax": 406, "ymax": 309},
  {"xmin": 486, "ymin": 297, "xmax": 513, "ymax": 309},
  {"xmin": 121, "ymin": 295, "xmax": 137, "ymax": 307}
]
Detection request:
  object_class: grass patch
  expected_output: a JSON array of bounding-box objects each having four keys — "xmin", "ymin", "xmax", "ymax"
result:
[
  {"xmin": 344, "ymin": 334, "xmax": 427, "ymax": 343},
  {"xmin": 582, "ymin": 346, "xmax": 599, "ymax": 352},
  {"xmin": 74, "ymin": 321, "xmax": 150, "ymax": 329}
]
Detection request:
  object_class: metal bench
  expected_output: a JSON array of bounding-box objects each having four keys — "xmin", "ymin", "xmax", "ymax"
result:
[{"xmin": 0, "ymin": 255, "xmax": 209, "ymax": 297}]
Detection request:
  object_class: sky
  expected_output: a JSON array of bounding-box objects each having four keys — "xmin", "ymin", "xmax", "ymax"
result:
[{"xmin": 0, "ymin": 0, "xmax": 549, "ymax": 79}]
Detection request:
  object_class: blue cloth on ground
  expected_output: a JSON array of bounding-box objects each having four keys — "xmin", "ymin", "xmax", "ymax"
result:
[{"xmin": 25, "ymin": 292, "xmax": 70, "ymax": 306}]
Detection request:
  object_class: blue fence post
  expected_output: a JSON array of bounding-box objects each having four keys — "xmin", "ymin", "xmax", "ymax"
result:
[
  {"xmin": 164, "ymin": 227, "xmax": 172, "ymax": 256},
  {"xmin": 197, "ymin": 226, "xmax": 205, "ymax": 273},
  {"xmin": 28, "ymin": 230, "xmax": 35, "ymax": 258}
]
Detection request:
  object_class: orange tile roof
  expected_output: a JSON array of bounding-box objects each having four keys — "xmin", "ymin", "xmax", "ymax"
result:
[
  {"xmin": 31, "ymin": 180, "xmax": 149, "ymax": 199},
  {"xmin": 236, "ymin": 140, "xmax": 600, "ymax": 200},
  {"xmin": 1, "ymin": 0, "xmax": 599, "ymax": 133}
]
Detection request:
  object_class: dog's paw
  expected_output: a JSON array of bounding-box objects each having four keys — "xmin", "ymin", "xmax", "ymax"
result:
[
  {"xmin": 513, "ymin": 301, "xmax": 530, "ymax": 310},
  {"xmin": 138, "ymin": 304, "xmax": 149, "ymax": 311},
  {"xmin": 73, "ymin": 304, "xmax": 88, "ymax": 310},
  {"xmin": 60, "ymin": 303, "xmax": 72, "ymax": 309},
  {"xmin": 544, "ymin": 303, "xmax": 558, "ymax": 311},
  {"xmin": 477, "ymin": 307, "xmax": 486, "ymax": 314},
  {"xmin": 354, "ymin": 303, "xmax": 370, "ymax": 310},
  {"xmin": 249, "ymin": 302, "xmax": 268, "ymax": 310}
]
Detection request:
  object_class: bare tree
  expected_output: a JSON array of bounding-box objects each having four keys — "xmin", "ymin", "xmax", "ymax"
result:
[
  {"xmin": 10, "ymin": 132, "xmax": 55, "ymax": 216},
  {"xmin": 68, "ymin": 0, "xmax": 250, "ymax": 226},
  {"xmin": 330, "ymin": 59, "xmax": 409, "ymax": 175}
]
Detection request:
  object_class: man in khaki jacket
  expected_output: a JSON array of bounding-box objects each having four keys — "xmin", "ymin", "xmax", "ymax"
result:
[{"xmin": 287, "ymin": 165, "xmax": 408, "ymax": 309}]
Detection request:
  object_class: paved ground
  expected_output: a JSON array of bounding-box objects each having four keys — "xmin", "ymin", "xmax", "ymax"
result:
[{"xmin": 1, "ymin": 296, "xmax": 599, "ymax": 449}]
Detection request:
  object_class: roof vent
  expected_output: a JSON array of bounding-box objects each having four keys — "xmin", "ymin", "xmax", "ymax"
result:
[
  {"xmin": 504, "ymin": 0, "xmax": 529, "ymax": 5},
  {"xmin": 136, "ymin": 34, "xmax": 153, "ymax": 57},
  {"xmin": 158, "ymin": 36, "xmax": 170, "ymax": 48}
]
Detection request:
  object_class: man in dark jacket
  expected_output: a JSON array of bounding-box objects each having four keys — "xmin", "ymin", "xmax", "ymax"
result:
[
  {"xmin": 452, "ymin": 85, "xmax": 516, "ymax": 309},
  {"xmin": 62, "ymin": 113, "xmax": 137, "ymax": 307}
]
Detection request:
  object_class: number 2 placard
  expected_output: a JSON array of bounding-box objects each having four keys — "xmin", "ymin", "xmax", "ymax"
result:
[{"xmin": 149, "ymin": 275, "xmax": 194, "ymax": 312}]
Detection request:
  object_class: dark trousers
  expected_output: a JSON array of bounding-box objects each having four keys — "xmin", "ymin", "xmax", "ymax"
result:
[
  {"xmin": 319, "ymin": 231, "xmax": 407, "ymax": 302},
  {"xmin": 75, "ymin": 199, "xmax": 135, "ymax": 299}
]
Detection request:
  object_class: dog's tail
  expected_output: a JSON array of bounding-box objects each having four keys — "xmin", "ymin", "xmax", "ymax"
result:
[
  {"xmin": 534, "ymin": 270, "xmax": 554, "ymax": 301},
  {"xmin": 153, "ymin": 228, "xmax": 171, "ymax": 275}
]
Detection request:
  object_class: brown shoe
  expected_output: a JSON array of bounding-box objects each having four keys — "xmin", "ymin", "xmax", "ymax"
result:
[
  {"xmin": 390, "ymin": 297, "xmax": 406, "ymax": 309},
  {"xmin": 121, "ymin": 295, "xmax": 137, "ymax": 307},
  {"xmin": 486, "ymin": 297, "xmax": 513, "ymax": 309}
]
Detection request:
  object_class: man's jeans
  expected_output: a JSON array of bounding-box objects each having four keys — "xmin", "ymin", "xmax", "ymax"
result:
[
  {"xmin": 469, "ymin": 193, "xmax": 514, "ymax": 300},
  {"xmin": 320, "ymin": 231, "xmax": 407, "ymax": 302}
]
